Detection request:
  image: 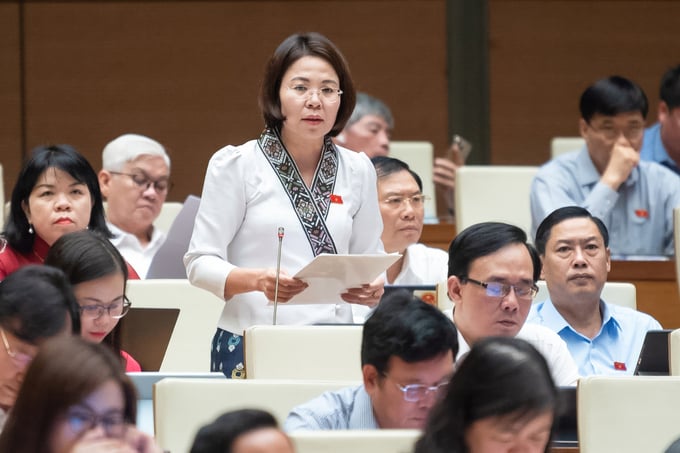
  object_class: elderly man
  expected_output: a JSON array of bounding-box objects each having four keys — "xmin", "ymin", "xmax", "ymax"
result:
[
  {"xmin": 531, "ymin": 76, "xmax": 680, "ymax": 257},
  {"xmin": 0, "ymin": 265, "xmax": 79, "ymax": 430},
  {"xmin": 528, "ymin": 206, "xmax": 661, "ymax": 375},
  {"xmin": 284, "ymin": 290, "xmax": 458, "ymax": 430},
  {"xmin": 98, "ymin": 133, "xmax": 171, "ymax": 277},
  {"xmin": 447, "ymin": 222, "xmax": 579, "ymax": 386}
]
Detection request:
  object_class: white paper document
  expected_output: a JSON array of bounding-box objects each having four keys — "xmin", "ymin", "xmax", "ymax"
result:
[{"xmin": 281, "ymin": 253, "xmax": 401, "ymax": 305}]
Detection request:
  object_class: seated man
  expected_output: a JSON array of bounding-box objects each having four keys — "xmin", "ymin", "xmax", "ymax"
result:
[
  {"xmin": 528, "ymin": 206, "xmax": 661, "ymax": 376},
  {"xmin": 284, "ymin": 290, "xmax": 458, "ymax": 430},
  {"xmin": 98, "ymin": 133, "xmax": 172, "ymax": 278},
  {"xmin": 0, "ymin": 265, "xmax": 80, "ymax": 430},
  {"xmin": 372, "ymin": 156, "xmax": 448, "ymax": 285},
  {"xmin": 447, "ymin": 222, "xmax": 579, "ymax": 386},
  {"xmin": 641, "ymin": 63, "xmax": 680, "ymax": 175},
  {"xmin": 531, "ymin": 76, "xmax": 680, "ymax": 257}
]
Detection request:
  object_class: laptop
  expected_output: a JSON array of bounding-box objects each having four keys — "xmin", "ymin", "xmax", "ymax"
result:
[
  {"xmin": 120, "ymin": 308, "xmax": 180, "ymax": 371},
  {"xmin": 552, "ymin": 386, "xmax": 578, "ymax": 447},
  {"xmin": 146, "ymin": 194, "xmax": 201, "ymax": 279},
  {"xmin": 634, "ymin": 329, "xmax": 672, "ymax": 376}
]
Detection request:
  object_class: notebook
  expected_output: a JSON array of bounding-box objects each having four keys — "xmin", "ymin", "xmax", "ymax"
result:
[
  {"xmin": 634, "ymin": 329, "xmax": 672, "ymax": 376},
  {"xmin": 120, "ymin": 307, "xmax": 180, "ymax": 371},
  {"xmin": 146, "ymin": 195, "xmax": 201, "ymax": 279}
]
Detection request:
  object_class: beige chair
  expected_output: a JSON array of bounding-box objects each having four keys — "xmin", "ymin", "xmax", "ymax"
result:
[
  {"xmin": 551, "ymin": 137, "xmax": 586, "ymax": 158},
  {"xmin": 535, "ymin": 280, "xmax": 637, "ymax": 310},
  {"xmin": 670, "ymin": 329, "xmax": 680, "ymax": 376},
  {"xmin": 125, "ymin": 279, "xmax": 224, "ymax": 372},
  {"xmin": 389, "ymin": 141, "xmax": 437, "ymax": 220},
  {"xmin": 454, "ymin": 165, "xmax": 539, "ymax": 239},
  {"xmin": 103, "ymin": 201, "xmax": 183, "ymax": 233},
  {"xmin": 674, "ymin": 208, "xmax": 680, "ymax": 297},
  {"xmin": 290, "ymin": 430, "xmax": 421, "ymax": 453},
  {"xmin": 244, "ymin": 325, "xmax": 363, "ymax": 380},
  {"xmin": 578, "ymin": 375, "xmax": 680, "ymax": 452},
  {"xmin": 154, "ymin": 378, "xmax": 358, "ymax": 453}
]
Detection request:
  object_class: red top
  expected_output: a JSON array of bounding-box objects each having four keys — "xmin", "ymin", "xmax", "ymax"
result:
[{"xmin": 122, "ymin": 350, "xmax": 142, "ymax": 372}]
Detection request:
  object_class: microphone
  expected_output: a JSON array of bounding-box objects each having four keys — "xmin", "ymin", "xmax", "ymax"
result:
[{"xmin": 273, "ymin": 227, "xmax": 284, "ymax": 325}]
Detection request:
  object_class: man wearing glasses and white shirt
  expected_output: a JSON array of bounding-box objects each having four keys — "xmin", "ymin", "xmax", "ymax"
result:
[
  {"xmin": 98, "ymin": 133, "xmax": 172, "ymax": 278},
  {"xmin": 447, "ymin": 222, "xmax": 579, "ymax": 386},
  {"xmin": 284, "ymin": 291, "xmax": 458, "ymax": 430}
]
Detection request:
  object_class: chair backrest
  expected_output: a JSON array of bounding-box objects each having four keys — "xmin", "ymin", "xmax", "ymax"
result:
[
  {"xmin": 244, "ymin": 325, "xmax": 363, "ymax": 380},
  {"xmin": 454, "ymin": 165, "xmax": 539, "ymax": 238},
  {"xmin": 674, "ymin": 208, "xmax": 680, "ymax": 297},
  {"xmin": 578, "ymin": 375, "xmax": 680, "ymax": 453},
  {"xmin": 535, "ymin": 280, "xmax": 637, "ymax": 310},
  {"xmin": 389, "ymin": 141, "xmax": 437, "ymax": 220},
  {"xmin": 153, "ymin": 201, "xmax": 184, "ymax": 233},
  {"xmin": 670, "ymin": 329, "xmax": 680, "ymax": 376},
  {"xmin": 551, "ymin": 137, "xmax": 585, "ymax": 158},
  {"xmin": 125, "ymin": 280, "xmax": 223, "ymax": 372},
  {"xmin": 154, "ymin": 378, "xmax": 358, "ymax": 453},
  {"xmin": 289, "ymin": 430, "xmax": 421, "ymax": 453}
]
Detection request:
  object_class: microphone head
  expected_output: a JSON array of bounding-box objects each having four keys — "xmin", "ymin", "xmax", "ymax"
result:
[{"xmin": 277, "ymin": 227, "xmax": 285, "ymax": 238}]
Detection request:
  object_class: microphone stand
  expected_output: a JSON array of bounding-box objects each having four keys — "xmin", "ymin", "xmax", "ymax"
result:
[{"xmin": 273, "ymin": 227, "xmax": 284, "ymax": 325}]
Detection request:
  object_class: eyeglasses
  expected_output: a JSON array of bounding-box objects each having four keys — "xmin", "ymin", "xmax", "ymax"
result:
[
  {"xmin": 382, "ymin": 194, "xmax": 430, "ymax": 210},
  {"xmin": 110, "ymin": 171, "xmax": 173, "ymax": 194},
  {"xmin": 78, "ymin": 297, "xmax": 132, "ymax": 320},
  {"xmin": 462, "ymin": 277, "xmax": 538, "ymax": 300},
  {"xmin": 587, "ymin": 122, "xmax": 645, "ymax": 141},
  {"xmin": 287, "ymin": 85, "xmax": 343, "ymax": 103},
  {"xmin": 65, "ymin": 408, "xmax": 127, "ymax": 438},
  {"xmin": 383, "ymin": 374, "xmax": 449, "ymax": 403},
  {"xmin": 0, "ymin": 328, "xmax": 35, "ymax": 367}
]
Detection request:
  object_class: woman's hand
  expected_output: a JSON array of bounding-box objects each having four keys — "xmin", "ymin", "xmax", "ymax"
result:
[
  {"xmin": 256, "ymin": 269, "xmax": 309, "ymax": 303},
  {"xmin": 341, "ymin": 276, "xmax": 384, "ymax": 307}
]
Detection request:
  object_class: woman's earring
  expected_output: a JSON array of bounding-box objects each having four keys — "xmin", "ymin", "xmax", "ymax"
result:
[{"xmin": 28, "ymin": 224, "xmax": 34, "ymax": 234}]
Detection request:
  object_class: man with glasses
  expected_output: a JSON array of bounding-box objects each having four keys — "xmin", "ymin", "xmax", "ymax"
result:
[
  {"xmin": 0, "ymin": 265, "xmax": 80, "ymax": 431},
  {"xmin": 447, "ymin": 222, "xmax": 579, "ymax": 386},
  {"xmin": 528, "ymin": 206, "xmax": 661, "ymax": 376},
  {"xmin": 531, "ymin": 76, "xmax": 680, "ymax": 257},
  {"xmin": 98, "ymin": 133, "xmax": 172, "ymax": 277},
  {"xmin": 284, "ymin": 290, "xmax": 458, "ymax": 430}
]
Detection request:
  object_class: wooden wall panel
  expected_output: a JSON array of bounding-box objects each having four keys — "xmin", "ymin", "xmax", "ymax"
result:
[
  {"xmin": 0, "ymin": 3, "xmax": 22, "ymax": 202},
  {"xmin": 488, "ymin": 0, "xmax": 680, "ymax": 165},
  {"xmin": 20, "ymin": 1, "xmax": 448, "ymax": 202}
]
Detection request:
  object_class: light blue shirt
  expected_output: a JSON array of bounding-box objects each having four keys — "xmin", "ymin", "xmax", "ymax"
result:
[
  {"xmin": 640, "ymin": 123, "xmax": 680, "ymax": 175},
  {"xmin": 284, "ymin": 385, "xmax": 379, "ymax": 431},
  {"xmin": 530, "ymin": 148, "xmax": 680, "ymax": 256},
  {"xmin": 528, "ymin": 298, "xmax": 662, "ymax": 376}
]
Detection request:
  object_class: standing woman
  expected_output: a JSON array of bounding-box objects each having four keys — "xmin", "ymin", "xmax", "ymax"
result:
[
  {"xmin": 0, "ymin": 144, "xmax": 139, "ymax": 279},
  {"xmin": 45, "ymin": 230, "xmax": 142, "ymax": 372},
  {"xmin": 185, "ymin": 32, "xmax": 384, "ymax": 378}
]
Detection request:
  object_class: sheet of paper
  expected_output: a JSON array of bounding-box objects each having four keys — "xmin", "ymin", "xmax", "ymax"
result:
[{"xmin": 278, "ymin": 253, "xmax": 401, "ymax": 305}]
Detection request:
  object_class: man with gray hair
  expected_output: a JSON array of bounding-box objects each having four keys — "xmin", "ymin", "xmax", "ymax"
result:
[{"xmin": 98, "ymin": 133, "xmax": 171, "ymax": 278}]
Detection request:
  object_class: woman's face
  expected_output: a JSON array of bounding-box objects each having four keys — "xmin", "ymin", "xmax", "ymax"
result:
[
  {"xmin": 49, "ymin": 379, "xmax": 127, "ymax": 453},
  {"xmin": 22, "ymin": 167, "xmax": 93, "ymax": 246},
  {"xmin": 464, "ymin": 410, "xmax": 553, "ymax": 453},
  {"xmin": 73, "ymin": 272, "xmax": 126, "ymax": 343},
  {"xmin": 278, "ymin": 55, "xmax": 341, "ymax": 143}
]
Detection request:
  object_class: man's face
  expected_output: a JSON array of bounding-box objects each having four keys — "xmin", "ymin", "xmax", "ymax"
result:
[
  {"xmin": 541, "ymin": 217, "xmax": 610, "ymax": 308},
  {"xmin": 659, "ymin": 103, "xmax": 680, "ymax": 162},
  {"xmin": 364, "ymin": 352, "xmax": 454, "ymax": 429},
  {"xmin": 338, "ymin": 114, "xmax": 391, "ymax": 158},
  {"xmin": 377, "ymin": 170, "xmax": 424, "ymax": 253},
  {"xmin": 579, "ymin": 111, "xmax": 645, "ymax": 173},
  {"xmin": 449, "ymin": 243, "xmax": 535, "ymax": 344},
  {"xmin": 99, "ymin": 155, "xmax": 170, "ymax": 236},
  {"xmin": 0, "ymin": 329, "xmax": 40, "ymax": 410}
]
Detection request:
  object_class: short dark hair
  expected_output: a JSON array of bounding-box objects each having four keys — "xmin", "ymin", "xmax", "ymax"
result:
[
  {"xmin": 361, "ymin": 290, "xmax": 458, "ymax": 375},
  {"xmin": 448, "ymin": 222, "xmax": 541, "ymax": 281},
  {"xmin": 0, "ymin": 336, "xmax": 137, "ymax": 452},
  {"xmin": 371, "ymin": 156, "xmax": 423, "ymax": 191},
  {"xmin": 0, "ymin": 265, "xmax": 80, "ymax": 342},
  {"xmin": 259, "ymin": 32, "xmax": 356, "ymax": 137},
  {"xmin": 414, "ymin": 337, "xmax": 557, "ymax": 453},
  {"xmin": 534, "ymin": 206, "xmax": 609, "ymax": 255},
  {"xmin": 190, "ymin": 409, "xmax": 283, "ymax": 453},
  {"xmin": 3, "ymin": 144, "xmax": 111, "ymax": 254},
  {"xmin": 579, "ymin": 75, "xmax": 648, "ymax": 123},
  {"xmin": 660, "ymin": 64, "xmax": 680, "ymax": 110}
]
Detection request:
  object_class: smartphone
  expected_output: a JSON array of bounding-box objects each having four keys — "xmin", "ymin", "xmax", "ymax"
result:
[{"xmin": 450, "ymin": 134, "xmax": 472, "ymax": 162}]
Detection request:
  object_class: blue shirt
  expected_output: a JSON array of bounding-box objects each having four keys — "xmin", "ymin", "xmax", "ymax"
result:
[
  {"xmin": 530, "ymin": 148, "xmax": 680, "ymax": 256},
  {"xmin": 284, "ymin": 385, "xmax": 379, "ymax": 431},
  {"xmin": 641, "ymin": 123, "xmax": 680, "ymax": 175},
  {"xmin": 528, "ymin": 298, "xmax": 661, "ymax": 376}
]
